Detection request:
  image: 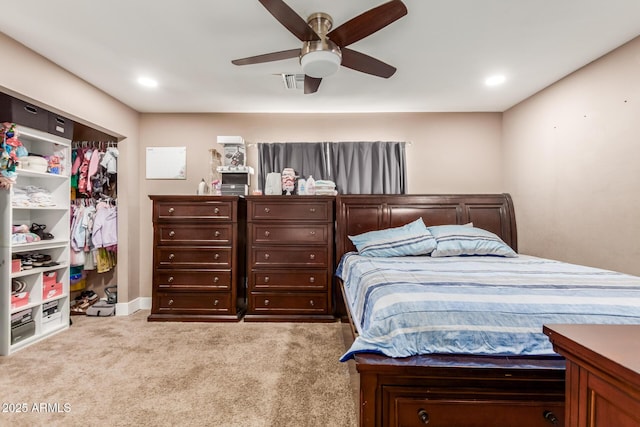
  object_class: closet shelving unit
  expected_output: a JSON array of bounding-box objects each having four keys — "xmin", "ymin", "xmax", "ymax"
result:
[{"xmin": 1, "ymin": 126, "xmax": 71, "ymax": 355}]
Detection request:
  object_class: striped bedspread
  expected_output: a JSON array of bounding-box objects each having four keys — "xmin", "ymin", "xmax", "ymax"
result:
[{"xmin": 337, "ymin": 253, "xmax": 640, "ymax": 361}]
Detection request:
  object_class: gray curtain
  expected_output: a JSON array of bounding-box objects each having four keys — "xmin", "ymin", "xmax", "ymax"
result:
[
  {"xmin": 328, "ymin": 141, "xmax": 406, "ymax": 194},
  {"xmin": 257, "ymin": 141, "xmax": 406, "ymax": 194},
  {"xmin": 257, "ymin": 142, "xmax": 328, "ymax": 193}
]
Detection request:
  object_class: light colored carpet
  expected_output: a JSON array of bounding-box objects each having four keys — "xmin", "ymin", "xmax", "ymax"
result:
[{"xmin": 0, "ymin": 311, "xmax": 358, "ymax": 427}]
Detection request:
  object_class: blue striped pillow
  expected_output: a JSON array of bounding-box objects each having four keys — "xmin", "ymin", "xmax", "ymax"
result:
[
  {"xmin": 428, "ymin": 225, "xmax": 517, "ymax": 257},
  {"xmin": 349, "ymin": 218, "xmax": 437, "ymax": 257}
]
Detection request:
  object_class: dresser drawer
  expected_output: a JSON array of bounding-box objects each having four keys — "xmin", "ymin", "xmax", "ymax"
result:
[
  {"xmin": 251, "ymin": 247, "xmax": 328, "ymax": 267},
  {"xmin": 156, "ymin": 247, "xmax": 232, "ymax": 268},
  {"xmin": 156, "ymin": 292, "xmax": 231, "ymax": 314},
  {"xmin": 250, "ymin": 293, "xmax": 328, "ymax": 314},
  {"xmin": 388, "ymin": 396, "xmax": 564, "ymax": 427},
  {"xmin": 155, "ymin": 270, "xmax": 232, "ymax": 290},
  {"xmin": 252, "ymin": 270, "xmax": 327, "ymax": 291},
  {"xmin": 156, "ymin": 224, "xmax": 233, "ymax": 245},
  {"xmin": 249, "ymin": 201, "xmax": 330, "ymax": 221},
  {"xmin": 251, "ymin": 224, "xmax": 329, "ymax": 245},
  {"xmin": 154, "ymin": 201, "xmax": 234, "ymax": 221}
]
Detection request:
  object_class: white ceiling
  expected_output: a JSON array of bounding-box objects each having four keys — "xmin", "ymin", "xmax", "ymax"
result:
[{"xmin": 2, "ymin": 0, "xmax": 640, "ymax": 113}]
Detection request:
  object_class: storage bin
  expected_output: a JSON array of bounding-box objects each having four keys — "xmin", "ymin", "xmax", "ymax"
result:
[
  {"xmin": 43, "ymin": 271, "xmax": 57, "ymax": 287},
  {"xmin": 11, "ymin": 259, "xmax": 21, "ymax": 273},
  {"xmin": 11, "ymin": 320, "xmax": 35, "ymax": 344},
  {"xmin": 42, "ymin": 282, "xmax": 63, "ymax": 300},
  {"xmin": 0, "ymin": 93, "xmax": 48, "ymax": 131},
  {"xmin": 48, "ymin": 113, "xmax": 74, "ymax": 139},
  {"xmin": 11, "ymin": 292, "xmax": 30, "ymax": 309}
]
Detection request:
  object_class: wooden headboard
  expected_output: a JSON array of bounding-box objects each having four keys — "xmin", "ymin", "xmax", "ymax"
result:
[{"xmin": 335, "ymin": 193, "xmax": 517, "ymax": 260}]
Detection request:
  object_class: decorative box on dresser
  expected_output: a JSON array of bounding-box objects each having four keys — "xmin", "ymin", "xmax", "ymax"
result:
[
  {"xmin": 245, "ymin": 196, "xmax": 335, "ymax": 322},
  {"xmin": 148, "ymin": 195, "xmax": 246, "ymax": 322},
  {"xmin": 544, "ymin": 324, "xmax": 640, "ymax": 427}
]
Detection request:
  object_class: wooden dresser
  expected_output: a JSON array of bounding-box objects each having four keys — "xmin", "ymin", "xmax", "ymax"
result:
[
  {"xmin": 544, "ymin": 324, "xmax": 640, "ymax": 427},
  {"xmin": 148, "ymin": 195, "xmax": 246, "ymax": 322},
  {"xmin": 244, "ymin": 196, "xmax": 335, "ymax": 321}
]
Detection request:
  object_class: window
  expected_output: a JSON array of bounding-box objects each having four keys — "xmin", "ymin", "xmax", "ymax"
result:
[{"xmin": 257, "ymin": 141, "xmax": 406, "ymax": 194}]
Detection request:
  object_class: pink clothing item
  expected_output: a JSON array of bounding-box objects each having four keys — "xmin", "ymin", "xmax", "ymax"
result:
[{"xmin": 87, "ymin": 149, "xmax": 101, "ymax": 193}]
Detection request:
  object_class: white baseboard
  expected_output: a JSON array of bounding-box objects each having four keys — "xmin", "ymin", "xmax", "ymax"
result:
[{"xmin": 115, "ymin": 297, "xmax": 152, "ymax": 316}]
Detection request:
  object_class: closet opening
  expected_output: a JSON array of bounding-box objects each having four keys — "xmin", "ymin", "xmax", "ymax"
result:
[{"xmin": 69, "ymin": 123, "xmax": 119, "ymax": 315}]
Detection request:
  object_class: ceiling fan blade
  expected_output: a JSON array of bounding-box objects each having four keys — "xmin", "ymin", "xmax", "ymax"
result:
[
  {"xmin": 232, "ymin": 48, "xmax": 301, "ymax": 66},
  {"xmin": 341, "ymin": 48, "xmax": 396, "ymax": 78},
  {"xmin": 304, "ymin": 75, "xmax": 322, "ymax": 94},
  {"xmin": 259, "ymin": 0, "xmax": 320, "ymax": 42},
  {"xmin": 327, "ymin": 0, "xmax": 407, "ymax": 48}
]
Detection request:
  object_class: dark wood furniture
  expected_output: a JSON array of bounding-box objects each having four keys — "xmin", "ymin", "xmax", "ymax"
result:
[
  {"xmin": 544, "ymin": 324, "xmax": 640, "ymax": 427},
  {"xmin": 148, "ymin": 195, "xmax": 246, "ymax": 322},
  {"xmin": 244, "ymin": 196, "xmax": 335, "ymax": 322},
  {"xmin": 336, "ymin": 194, "xmax": 566, "ymax": 427}
]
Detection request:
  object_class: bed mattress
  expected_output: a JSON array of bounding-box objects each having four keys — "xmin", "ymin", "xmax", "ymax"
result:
[{"xmin": 337, "ymin": 253, "xmax": 640, "ymax": 361}]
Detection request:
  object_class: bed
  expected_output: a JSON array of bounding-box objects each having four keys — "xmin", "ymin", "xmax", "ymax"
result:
[{"xmin": 335, "ymin": 194, "xmax": 640, "ymax": 427}]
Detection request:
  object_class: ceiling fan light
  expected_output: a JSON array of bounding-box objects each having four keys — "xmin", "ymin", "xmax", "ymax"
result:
[{"xmin": 300, "ymin": 50, "xmax": 341, "ymax": 78}]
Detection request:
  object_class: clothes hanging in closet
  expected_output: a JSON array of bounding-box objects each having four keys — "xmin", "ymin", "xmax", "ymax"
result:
[
  {"xmin": 70, "ymin": 140, "xmax": 118, "ymax": 273},
  {"xmin": 70, "ymin": 200, "xmax": 117, "ymax": 272},
  {"xmin": 70, "ymin": 142, "xmax": 118, "ymax": 200}
]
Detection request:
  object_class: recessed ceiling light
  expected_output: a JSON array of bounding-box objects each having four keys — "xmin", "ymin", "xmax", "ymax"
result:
[
  {"xmin": 485, "ymin": 75, "xmax": 506, "ymax": 87},
  {"xmin": 137, "ymin": 76, "xmax": 158, "ymax": 88}
]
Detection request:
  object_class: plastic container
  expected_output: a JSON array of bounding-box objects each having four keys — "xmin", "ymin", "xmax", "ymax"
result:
[{"xmin": 306, "ymin": 175, "xmax": 316, "ymax": 195}]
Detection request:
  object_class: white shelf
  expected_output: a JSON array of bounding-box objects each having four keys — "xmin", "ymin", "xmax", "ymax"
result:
[{"xmin": 1, "ymin": 125, "xmax": 71, "ymax": 356}]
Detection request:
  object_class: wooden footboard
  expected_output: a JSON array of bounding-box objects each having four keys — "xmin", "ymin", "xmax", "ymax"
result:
[{"xmin": 339, "ymin": 278, "xmax": 565, "ymax": 427}]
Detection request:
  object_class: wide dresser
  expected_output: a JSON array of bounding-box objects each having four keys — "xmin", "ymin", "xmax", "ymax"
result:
[
  {"xmin": 148, "ymin": 195, "xmax": 246, "ymax": 321},
  {"xmin": 244, "ymin": 196, "xmax": 335, "ymax": 321}
]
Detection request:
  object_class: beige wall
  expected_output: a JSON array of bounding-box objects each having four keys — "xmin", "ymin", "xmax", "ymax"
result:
[
  {"xmin": 4, "ymin": 27, "xmax": 638, "ymax": 305},
  {"xmin": 503, "ymin": 36, "xmax": 640, "ymax": 276},
  {"xmin": 138, "ymin": 112, "xmax": 503, "ymax": 296},
  {"xmin": 0, "ymin": 33, "xmax": 142, "ymax": 302}
]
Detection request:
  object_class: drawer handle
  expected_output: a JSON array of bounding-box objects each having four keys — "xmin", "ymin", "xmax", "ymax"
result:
[
  {"xmin": 309, "ymin": 230, "xmax": 316, "ymax": 236},
  {"xmin": 214, "ymin": 230, "xmax": 221, "ymax": 237},
  {"xmin": 168, "ymin": 253, "xmax": 175, "ymax": 260},
  {"xmin": 264, "ymin": 299, "xmax": 270, "ymax": 306},
  {"xmin": 214, "ymin": 207, "xmax": 220, "ymax": 214},
  {"xmin": 309, "ymin": 276, "xmax": 315, "ymax": 283},
  {"xmin": 264, "ymin": 207, "xmax": 270, "ymax": 213},
  {"xmin": 168, "ymin": 299, "xmax": 174, "ymax": 306},
  {"xmin": 213, "ymin": 299, "xmax": 219, "ymax": 306},
  {"xmin": 213, "ymin": 276, "xmax": 219, "ymax": 283},
  {"xmin": 168, "ymin": 230, "xmax": 175, "ymax": 237},
  {"xmin": 309, "ymin": 207, "xmax": 316, "ymax": 213},
  {"xmin": 264, "ymin": 276, "xmax": 270, "ymax": 283},
  {"xmin": 24, "ymin": 104, "xmax": 39, "ymax": 115},
  {"xmin": 543, "ymin": 410, "xmax": 559, "ymax": 425},
  {"xmin": 167, "ymin": 276, "xmax": 174, "ymax": 283},
  {"xmin": 214, "ymin": 253, "xmax": 220, "ymax": 260},
  {"xmin": 168, "ymin": 207, "xmax": 175, "ymax": 214},
  {"xmin": 264, "ymin": 230, "xmax": 270, "ymax": 237},
  {"xmin": 309, "ymin": 299, "xmax": 315, "ymax": 307},
  {"xmin": 264, "ymin": 253, "xmax": 270, "ymax": 260},
  {"xmin": 417, "ymin": 409, "xmax": 429, "ymax": 424},
  {"xmin": 309, "ymin": 254, "xmax": 315, "ymax": 260}
]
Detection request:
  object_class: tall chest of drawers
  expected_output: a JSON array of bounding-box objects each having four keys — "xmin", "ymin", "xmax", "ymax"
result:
[
  {"xmin": 148, "ymin": 195, "xmax": 246, "ymax": 322},
  {"xmin": 245, "ymin": 196, "xmax": 335, "ymax": 322}
]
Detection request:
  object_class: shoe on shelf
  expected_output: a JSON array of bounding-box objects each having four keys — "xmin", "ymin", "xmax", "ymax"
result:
[{"xmin": 30, "ymin": 223, "xmax": 54, "ymax": 240}]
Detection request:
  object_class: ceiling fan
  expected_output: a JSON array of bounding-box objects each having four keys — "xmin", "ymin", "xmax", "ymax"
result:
[{"xmin": 231, "ymin": 0, "xmax": 408, "ymax": 94}]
